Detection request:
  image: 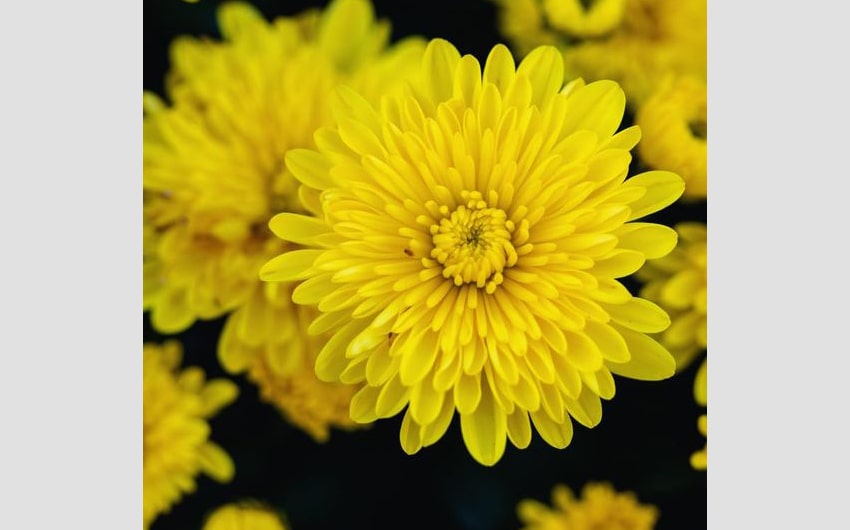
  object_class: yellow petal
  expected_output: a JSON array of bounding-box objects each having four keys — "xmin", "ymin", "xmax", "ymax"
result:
[
  {"xmin": 562, "ymin": 80, "xmax": 625, "ymax": 138},
  {"xmin": 482, "ymin": 43, "xmax": 517, "ymax": 94},
  {"xmin": 398, "ymin": 329, "xmax": 439, "ymax": 386},
  {"xmin": 421, "ymin": 395, "xmax": 456, "ymax": 447},
  {"xmin": 605, "ymin": 297, "xmax": 670, "ymax": 333},
  {"xmin": 454, "ymin": 54, "xmax": 482, "ymax": 105},
  {"xmin": 563, "ymin": 330, "xmax": 603, "ymax": 371},
  {"xmin": 538, "ymin": 382, "xmax": 565, "ymax": 423},
  {"xmin": 601, "ymin": 125, "xmax": 641, "ymax": 151},
  {"xmin": 316, "ymin": 320, "xmax": 365, "ymax": 382},
  {"xmin": 350, "ymin": 384, "xmax": 381, "ymax": 423},
  {"xmin": 530, "ymin": 408, "xmax": 573, "ymax": 449},
  {"xmin": 339, "ymin": 355, "xmax": 367, "ymax": 384},
  {"xmin": 317, "ymin": 0, "xmax": 379, "ymax": 68},
  {"xmin": 607, "ymin": 325, "xmax": 676, "ymax": 381},
  {"xmin": 422, "ymin": 38, "xmax": 462, "ymax": 103},
  {"xmin": 399, "ymin": 408, "xmax": 424, "ymax": 455},
  {"xmin": 334, "ymin": 84, "xmax": 383, "ymax": 135},
  {"xmin": 338, "ymin": 116, "xmax": 387, "ymax": 158},
  {"xmin": 285, "ymin": 148, "xmax": 334, "ymax": 190},
  {"xmin": 268, "ymin": 213, "xmax": 331, "ymax": 246},
  {"xmin": 506, "ymin": 408, "xmax": 532, "ymax": 449},
  {"xmin": 622, "ymin": 170, "xmax": 685, "ymax": 221},
  {"xmin": 564, "ymin": 387, "xmax": 602, "ymax": 428},
  {"xmin": 594, "ymin": 368, "xmax": 616, "ymax": 400},
  {"xmin": 460, "ymin": 384, "xmax": 507, "ymax": 466},
  {"xmin": 583, "ymin": 320, "xmax": 630, "ymax": 363},
  {"xmin": 151, "ymin": 288, "xmax": 195, "ymax": 334},
  {"xmin": 259, "ymin": 250, "xmax": 323, "ymax": 282},
  {"xmin": 454, "ymin": 372, "xmax": 482, "ymax": 415},
  {"xmin": 410, "ymin": 382, "xmax": 445, "ymax": 425},
  {"xmin": 365, "ymin": 342, "xmax": 397, "ymax": 386},
  {"xmin": 199, "ymin": 380, "xmax": 239, "ymax": 417},
  {"xmin": 516, "ymin": 45, "xmax": 564, "ymax": 108},
  {"xmin": 198, "ymin": 442, "xmax": 234, "ymax": 483},
  {"xmin": 217, "ymin": 2, "xmax": 266, "ymax": 41},
  {"xmin": 376, "ymin": 374, "xmax": 410, "ymax": 418},
  {"xmin": 614, "ymin": 222, "xmax": 678, "ymax": 259},
  {"xmin": 291, "ymin": 274, "xmax": 336, "ymax": 306},
  {"xmin": 591, "ymin": 249, "xmax": 645, "ymax": 278}
]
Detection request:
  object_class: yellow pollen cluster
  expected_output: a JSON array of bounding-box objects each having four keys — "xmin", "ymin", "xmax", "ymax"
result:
[{"xmin": 428, "ymin": 190, "xmax": 518, "ymax": 292}]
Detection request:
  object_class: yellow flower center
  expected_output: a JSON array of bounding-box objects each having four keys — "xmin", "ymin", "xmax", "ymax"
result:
[{"xmin": 429, "ymin": 190, "xmax": 518, "ymax": 293}]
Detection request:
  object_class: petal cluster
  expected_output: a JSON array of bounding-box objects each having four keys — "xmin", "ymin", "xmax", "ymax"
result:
[
  {"xmin": 202, "ymin": 502, "xmax": 288, "ymax": 530},
  {"xmin": 637, "ymin": 222, "xmax": 707, "ymax": 369},
  {"xmin": 517, "ymin": 482, "xmax": 659, "ymax": 530},
  {"xmin": 261, "ymin": 39, "xmax": 684, "ymax": 465},
  {"xmin": 637, "ymin": 76, "xmax": 707, "ymax": 200},
  {"xmin": 143, "ymin": 0, "xmax": 425, "ymax": 441},
  {"xmin": 492, "ymin": 0, "xmax": 706, "ymax": 108},
  {"xmin": 143, "ymin": 341, "xmax": 238, "ymax": 529}
]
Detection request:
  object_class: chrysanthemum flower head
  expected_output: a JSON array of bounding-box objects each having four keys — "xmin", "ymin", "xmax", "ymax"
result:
[
  {"xmin": 517, "ymin": 481, "xmax": 659, "ymax": 530},
  {"xmin": 261, "ymin": 38, "xmax": 685, "ymax": 466},
  {"xmin": 637, "ymin": 75, "xmax": 706, "ymax": 200},
  {"xmin": 542, "ymin": 0, "xmax": 626, "ymax": 40},
  {"xmin": 143, "ymin": 341, "xmax": 238, "ymax": 529},
  {"xmin": 492, "ymin": 0, "xmax": 706, "ymax": 109},
  {"xmin": 636, "ymin": 222, "xmax": 706, "ymax": 369},
  {"xmin": 143, "ymin": 0, "xmax": 425, "ymax": 439},
  {"xmin": 203, "ymin": 501, "xmax": 288, "ymax": 530}
]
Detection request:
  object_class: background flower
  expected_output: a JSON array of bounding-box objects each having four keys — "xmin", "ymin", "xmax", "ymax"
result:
[
  {"xmin": 202, "ymin": 501, "xmax": 289, "ymax": 530},
  {"xmin": 261, "ymin": 38, "xmax": 685, "ymax": 466},
  {"xmin": 517, "ymin": 481, "xmax": 659, "ymax": 530},
  {"xmin": 143, "ymin": 0, "xmax": 425, "ymax": 441},
  {"xmin": 637, "ymin": 222, "xmax": 707, "ymax": 370},
  {"xmin": 491, "ymin": 0, "xmax": 706, "ymax": 109},
  {"xmin": 144, "ymin": 340, "xmax": 238, "ymax": 529},
  {"xmin": 637, "ymin": 76, "xmax": 707, "ymax": 201}
]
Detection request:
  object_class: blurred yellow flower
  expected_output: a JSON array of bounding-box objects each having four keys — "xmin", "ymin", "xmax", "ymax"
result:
[
  {"xmin": 143, "ymin": 341, "xmax": 238, "ymax": 529},
  {"xmin": 202, "ymin": 502, "xmax": 288, "ymax": 530},
  {"xmin": 143, "ymin": 0, "xmax": 425, "ymax": 439},
  {"xmin": 492, "ymin": 0, "xmax": 706, "ymax": 108},
  {"xmin": 637, "ymin": 76, "xmax": 707, "ymax": 200},
  {"xmin": 543, "ymin": 0, "xmax": 626, "ymax": 39},
  {"xmin": 246, "ymin": 332, "xmax": 361, "ymax": 442},
  {"xmin": 517, "ymin": 481, "xmax": 659, "ymax": 530},
  {"xmin": 261, "ymin": 38, "xmax": 684, "ymax": 466},
  {"xmin": 691, "ymin": 358, "xmax": 707, "ymax": 470},
  {"xmin": 637, "ymin": 222, "xmax": 706, "ymax": 370}
]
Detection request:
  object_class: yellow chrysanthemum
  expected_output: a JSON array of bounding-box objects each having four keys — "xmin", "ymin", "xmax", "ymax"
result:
[
  {"xmin": 246, "ymin": 335, "xmax": 361, "ymax": 442},
  {"xmin": 517, "ymin": 482, "xmax": 659, "ymax": 530},
  {"xmin": 691, "ymin": 358, "xmax": 707, "ymax": 470},
  {"xmin": 637, "ymin": 222, "xmax": 706, "ymax": 370},
  {"xmin": 491, "ymin": 0, "xmax": 560, "ymax": 56},
  {"xmin": 143, "ymin": 0, "xmax": 425, "ymax": 439},
  {"xmin": 260, "ymin": 38, "xmax": 685, "ymax": 466},
  {"xmin": 543, "ymin": 0, "xmax": 626, "ymax": 40},
  {"xmin": 143, "ymin": 341, "xmax": 238, "ymax": 529},
  {"xmin": 637, "ymin": 76, "xmax": 706, "ymax": 200},
  {"xmin": 202, "ymin": 502, "xmax": 288, "ymax": 530},
  {"xmin": 492, "ymin": 0, "xmax": 706, "ymax": 108}
]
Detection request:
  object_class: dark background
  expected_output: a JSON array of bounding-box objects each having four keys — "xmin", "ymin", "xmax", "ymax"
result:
[{"xmin": 143, "ymin": 1, "xmax": 707, "ymax": 528}]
